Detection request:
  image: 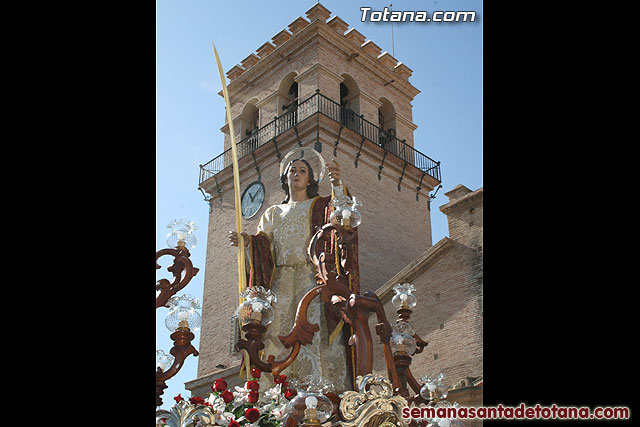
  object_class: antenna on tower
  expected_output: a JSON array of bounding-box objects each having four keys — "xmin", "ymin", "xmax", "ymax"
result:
[{"xmin": 390, "ymin": 3, "xmax": 395, "ymax": 57}]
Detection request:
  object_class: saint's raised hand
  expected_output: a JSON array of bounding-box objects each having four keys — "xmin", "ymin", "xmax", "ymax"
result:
[{"xmin": 328, "ymin": 158, "xmax": 341, "ymax": 186}]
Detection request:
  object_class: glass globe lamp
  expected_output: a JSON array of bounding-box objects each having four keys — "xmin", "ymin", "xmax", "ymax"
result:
[
  {"xmin": 419, "ymin": 373, "xmax": 448, "ymax": 401},
  {"xmin": 166, "ymin": 219, "xmax": 198, "ymax": 249},
  {"xmin": 236, "ymin": 286, "xmax": 277, "ymax": 326},
  {"xmin": 286, "ymin": 376, "xmax": 334, "ymax": 424},
  {"xmin": 165, "ymin": 294, "xmax": 202, "ymax": 332},
  {"xmin": 329, "ymin": 195, "xmax": 362, "ymax": 228},
  {"xmin": 156, "ymin": 349, "xmax": 175, "ymax": 372},
  {"xmin": 390, "ymin": 320, "xmax": 417, "ymax": 355},
  {"xmin": 391, "ymin": 283, "xmax": 417, "ymax": 309}
]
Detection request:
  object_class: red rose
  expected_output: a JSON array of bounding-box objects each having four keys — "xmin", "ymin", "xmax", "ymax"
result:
[
  {"xmin": 245, "ymin": 407, "xmax": 260, "ymax": 423},
  {"xmin": 251, "ymin": 368, "xmax": 262, "ymax": 379},
  {"xmin": 246, "ymin": 380, "xmax": 260, "ymax": 391},
  {"xmin": 189, "ymin": 396, "xmax": 205, "ymax": 405},
  {"xmin": 248, "ymin": 390, "xmax": 259, "ymax": 403},
  {"xmin": 221, "ymin": 389, "xmax": 234, "ymax": 403},
  {"xmin": 213, "ymin": 378, "xmax": 228, "ymax": 392},
  {"xmin": 284, "ymin": 388, "xmax": 296, "ymax": 400},
  {"xmin": 228, "ymin": 421, "xmax": 241, "ymax": 427},
  {"xmin": 274, "ymin": 374, "xmax": 287, "ymax": 384},
  {"xmin": 174, "ymin": 394, "xmax": 184, "ymax": 403}
]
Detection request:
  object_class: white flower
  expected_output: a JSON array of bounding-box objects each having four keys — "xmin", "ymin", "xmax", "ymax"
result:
[
  {"xmin": 216, "ymin": 412, "xmax": 236, "ymax": 426},
  {"xmin": 258, "ymin": 402, "xmax": 272, "ymax": 415},
  {"xmin": 261, "ymin": 383, "xmax": 282, "ymax": 403},
  {"xmin": 235, "ymin": 385, "xmax": 250, "ymax": 394},
  {"xmin": 270, "ymin": 402, "xmax": 288, "ymax": 421},
  {"xmin": 232, "ymin": 385, "xmax": 251, "ymax": 410},
  {"xmin": 204, "ymin": 394, "xmax": 233, "ymax": 425},
  {"xmin": 205, "ymin": 393, "xmax": 224, "ymax": 407},
  {"xmin": 207, "ymin": 398, "xmax": 226, "ymax": 419}
]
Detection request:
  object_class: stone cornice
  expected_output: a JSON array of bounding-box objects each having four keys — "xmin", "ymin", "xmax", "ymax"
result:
[
  {"xmin": 185, "ymin": 363, "xmax": 242, "ymax": 391},
  {"xmin": 387, "ymin": 111, "xmax": 418, "ymax": 131},
  {"xmin": 439, "ymin": 188, "xmax": 483, "ymax": 214},
  {"xmin": 219, "ymin": 109, "xmax": 256, "ymax": 133}
]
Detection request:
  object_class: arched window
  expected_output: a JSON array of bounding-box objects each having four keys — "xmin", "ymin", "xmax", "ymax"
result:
[
  {"xmin": 283, "ymin": 82, "xmax": 298, "ymax": 129},
  {"xmin": 240, "ymin": 99, "xmax": 259, "ymax": 155},
  {"xmin": 378, "ymin": 97, "xmax": 397, "ymax": 154},
  {"xmin": 339, "ymin": 74, "xmax": 360, "ymax": 133},
  {"xmin": 277, "ymin": 73, "xmax": 298, "ymax": 133},
  {"xmin": 242, "ymin": 101, "xmax": 259, "ymax": 135}
]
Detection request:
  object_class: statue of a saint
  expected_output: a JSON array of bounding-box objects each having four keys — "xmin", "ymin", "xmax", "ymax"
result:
[{"xmin": 229, "ymin": 153, "xmax": 360, "ymax": 393}]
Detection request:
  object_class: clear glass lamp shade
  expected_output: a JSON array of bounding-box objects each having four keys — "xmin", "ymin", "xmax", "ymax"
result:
[
  {"xmin": 156, "ymin": 350, "xmax": 175, "ymax": 372},
  {"xmin": 236, "ymin": 286, "xmax": 277, "ymax": 326},
  {"xmin": 286, "ymin": 392, "xmax": 333, "ymax": 423},
  {"xmin": 286, "ymin": 376, "xmax": 334, "ymax": 423},
  {"xmin": 329, "ymin": 208, "xmax": 362, "ymax": 228},
  {"xmin": 329, "ymin": 195, "xmax": 362, "ymax": 228},
  {"xmin": 394, "ymin": 320, "xmax": 415, "ymax": 335},
  {"xmin": 237, "ymin": 298, "xmax": 274, "ymax": 326},
  {"xmin": 392, "ymin": 282, "xmax": 417, "ymax": 309},
  {"xmin": 434, "ymin": 382, "xmax": 449, "ymax": 400},
  {"xmin": 390, "ymin": 332, "xmax": 417, "ymax": 356},
  {"xmin": 392, "ymin": 292, "xmax": 417, "ymax": 309},
  {"xmin": 166, "ymin": 219, "xmax": 198, "ymax": 249},
  {"xmin": 419, "ymin": 382, "xmax": 432, "ymax": 401},
  {"xmin": 165, "ymin": 294, "xmax": 202, "ymax": 332},
  {"xmin": 419, "ymin": 373, "xmax": 448, "ymax": 401},
  {"xmin": 390, "ymin": 321, "xmax": 416, "ymax": 355}
]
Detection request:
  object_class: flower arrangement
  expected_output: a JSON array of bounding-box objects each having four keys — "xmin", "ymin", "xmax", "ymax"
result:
[{"xmin": 159, "ymin": 368, "xmax": 298, "ymax": 427}]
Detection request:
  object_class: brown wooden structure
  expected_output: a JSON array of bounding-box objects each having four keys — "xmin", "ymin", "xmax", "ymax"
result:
[
  {"xmin": 156, "ymin": 244, "xmax": 201, "ymax": 407},
  {"xmin": 234, "ymin": 223, "xmax": 431, "ymax": 426}
]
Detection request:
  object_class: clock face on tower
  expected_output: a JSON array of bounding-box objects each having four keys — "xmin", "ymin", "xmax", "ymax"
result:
[{"xmin": 241, "ymin": 181, "xmax": 265, "ymax": 219}]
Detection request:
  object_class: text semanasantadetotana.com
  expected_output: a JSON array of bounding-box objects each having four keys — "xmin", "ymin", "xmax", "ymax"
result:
[{"xmin": 402, "ymin": 403, "xmax": 630, "ymax": 421}]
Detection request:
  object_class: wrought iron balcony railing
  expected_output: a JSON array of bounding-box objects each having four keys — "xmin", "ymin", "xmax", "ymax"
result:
[{"xmin": 198, "ymin": 91, "xmax": 441, "ymax": 186}]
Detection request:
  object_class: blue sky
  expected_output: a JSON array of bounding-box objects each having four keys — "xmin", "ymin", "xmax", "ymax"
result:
[{"xmin": 156, "ymin": 0, "xmax": 482, "ymax": 410}]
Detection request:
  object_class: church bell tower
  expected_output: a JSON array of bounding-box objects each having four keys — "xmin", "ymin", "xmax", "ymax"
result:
[{"xmin": 188, "ymin": 2, "xmax": 442, "ymax": 397}]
